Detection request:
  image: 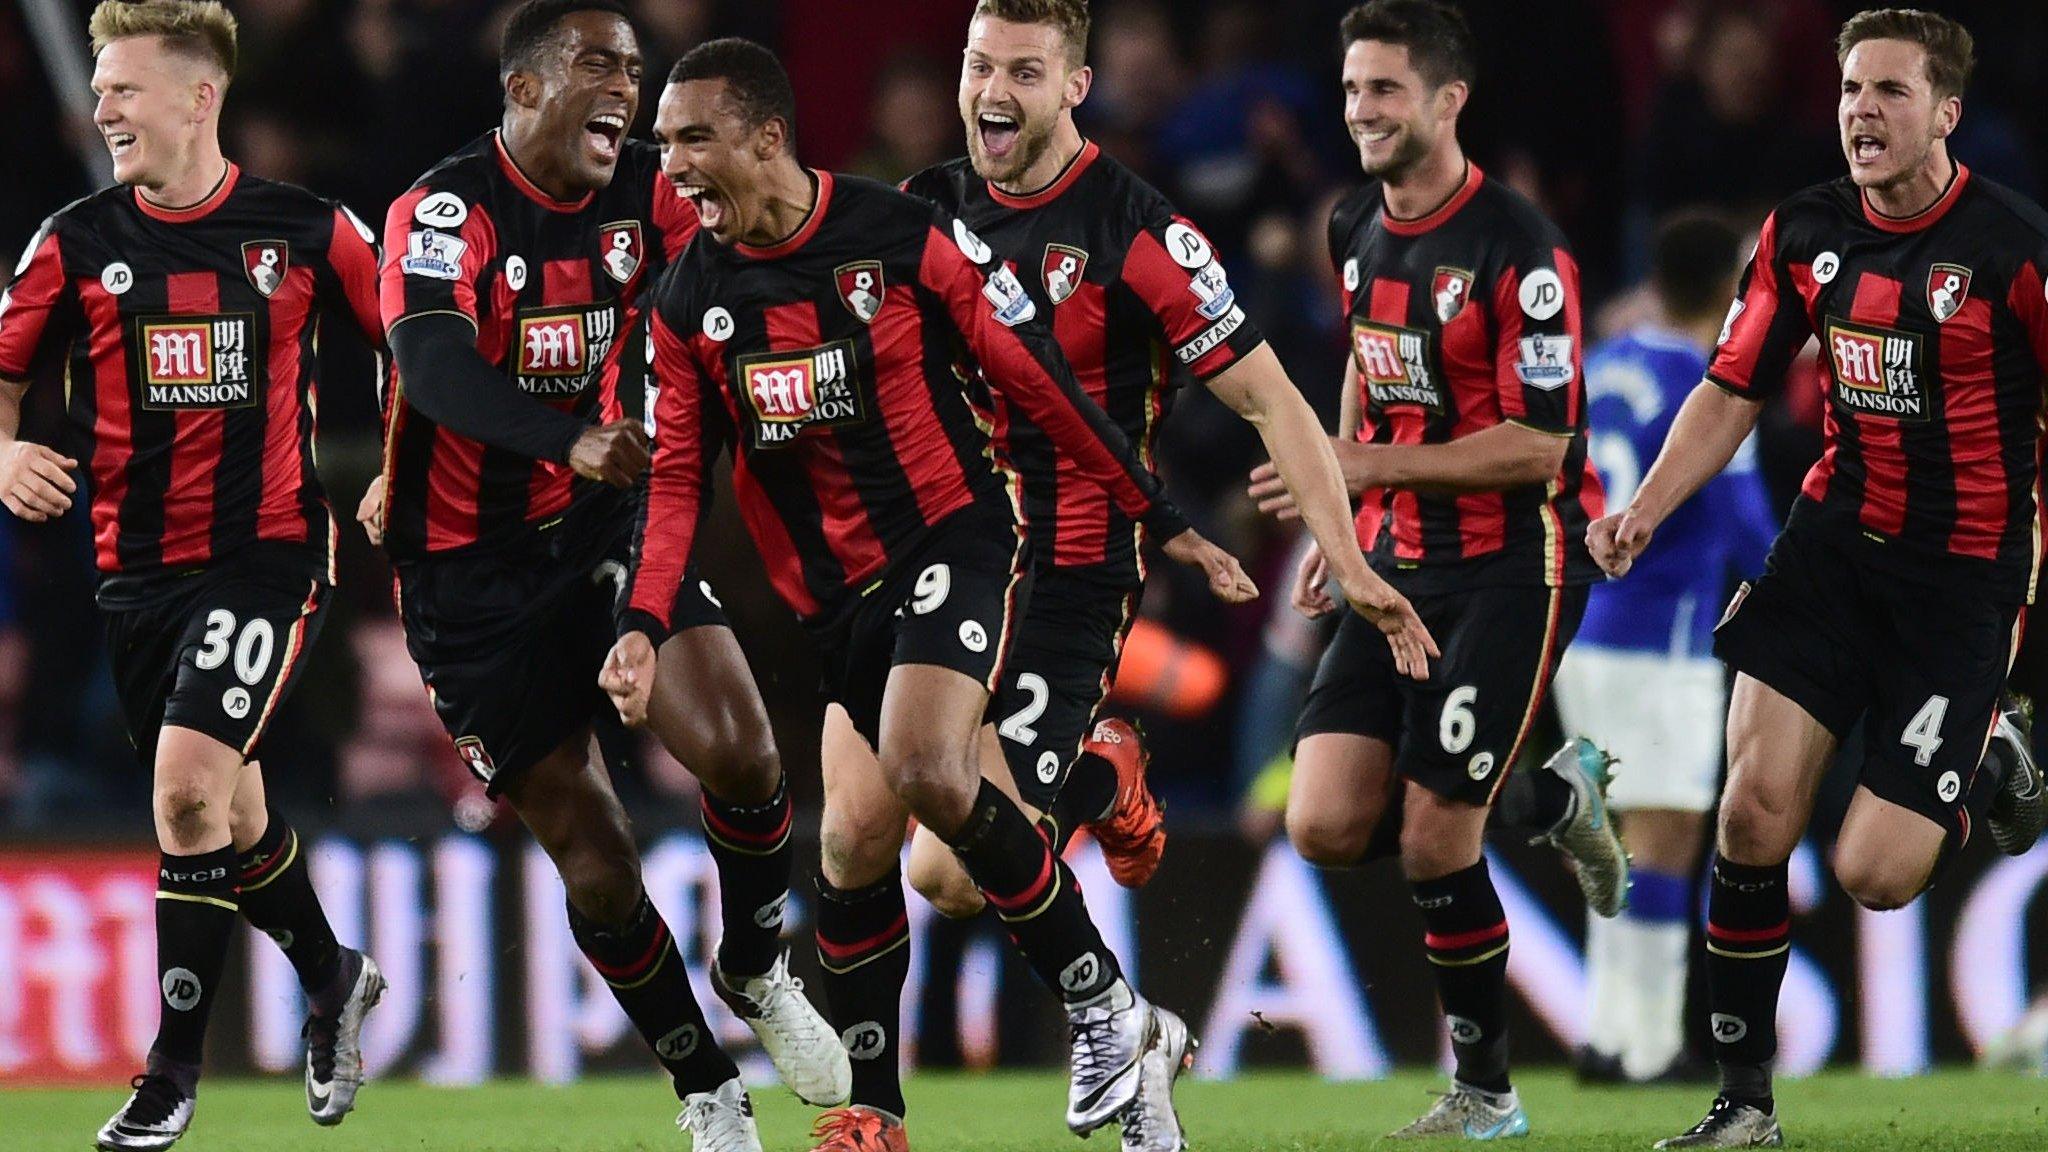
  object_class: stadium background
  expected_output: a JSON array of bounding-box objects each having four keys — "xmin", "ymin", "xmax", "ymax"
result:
[{"xmin": 2, "ymin": 0, "xmax": 2048, "ymax": 1090}]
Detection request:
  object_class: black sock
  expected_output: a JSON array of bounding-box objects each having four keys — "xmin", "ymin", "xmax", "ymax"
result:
[
  {"xmin": 816, "ymin": 871, "xmax": 912, "ymax": 1117},
  {"xmin": 235, "ymin": 813, "xmax": 345, "ymax": 1007},
  {"xmin": 152, "ymin": 847, "xmax": 240, "ymax": 1068},
  {"xmin": 1493, "ymin": 759, "xmax": 1574, "ymax": 835},
  {"xmin": 1039, "ymin": 751, "xmax": 1120, "ymax": 852},
  {"xmin": 949, "ymin": 780, "xmax": 1121, "ymax": 1003},
  {"xmin": 1412, "ymin": 858, "xmax": 1512, "ymax": 1093},
  {"xmin": 701, "ymin": 773, "xmax": 794, "ymax": 979},
  {"xmin": 568, "ymin": 892, "xmax": 739, "ymax": 1097},
  {"xmin": 1704, "ymin": 856, "xmax": 1789, "ymax": 1110}
]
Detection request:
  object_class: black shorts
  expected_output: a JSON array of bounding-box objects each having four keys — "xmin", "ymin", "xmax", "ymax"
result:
[
  {"xmin": 815, "ymin": 503, "xmax": 1029, "ymax": 748},
  {"xmin": 395, "ymin": 498, "xmax": 727, "ymax": 794},
  {"xmin": 990, "ymin": 568, "xmax": 1138, "ymax": 810},
  {"xmin": 1297, "ymin": 583, "xmax": 1587, "ymax": 806},
  {"xmin": 1713, "ymin": 525, "xmax": 2023, "ymax": 839},
  {"xmin": 105, "ymin": 566, "xmax": 331, "ymax": 768}
]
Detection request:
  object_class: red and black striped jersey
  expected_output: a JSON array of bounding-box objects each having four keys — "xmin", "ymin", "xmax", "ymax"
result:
[
  {"xmin": 1707, "ymin": 165, "xmax": 2048, "ymax": 603},
  {"xmin": 377, "ymin": 131, "xmax": 697, "ymax": 559},
  {"xmin": 902, "ymin": 141, "xmax": 1266, "ymax": 586},
  {"xmin": 0, "ymin": 164, "xmax": 380, "ymax": 600},
  {"xmin": 622, "ymin": 171, "xmax": 1186, "ymax": 636},
  {"xmin": 1331, "ymin": 163, "xmax": 1604, "ymax": 592}
]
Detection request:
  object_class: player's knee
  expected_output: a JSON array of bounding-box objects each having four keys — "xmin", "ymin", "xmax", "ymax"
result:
[
  {"xmin": 555, "ymin": 818, "xmax": 643, "ymax": 922},
  {"xmin": 697, "ymin": 733, "xmax": 782, "ymax": 804},
  {"xmin": 1716, "ymin": 782, "xmax": 1800, "ymax": 861},
  {"xmin": 886, "ymin": 744, "xmax": 976, "ymax": 828},
  {"xmin": 819, "ymin": 814, "xmax": 899, "ymax": 889},
  {"xmin": 906, "ymin": 850, "xmax": 982, "ymax": 919},
  {"xmin": 1834, "ymin": 856, "xmax": 1926, "ymax": 911},
  {"xmin": 1285, "ymin": 806, "xmax": 1366, "ymax": 867},
  {"xmin": 153, "ymin": 778, "xmax": 227, "ymax": 846}
]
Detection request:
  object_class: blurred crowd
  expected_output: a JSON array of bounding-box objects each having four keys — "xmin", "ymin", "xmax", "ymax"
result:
[{"xmin": 2, "ymin": 0, "xmax": 2047, "ymax": 837}]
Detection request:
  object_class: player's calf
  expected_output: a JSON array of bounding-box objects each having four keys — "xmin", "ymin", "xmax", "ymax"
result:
[{"xmin": 905, "ymin": 825, "xmax": 987, "ymax": 919}]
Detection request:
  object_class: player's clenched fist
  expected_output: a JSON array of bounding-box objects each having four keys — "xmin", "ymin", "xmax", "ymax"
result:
[
  {"xmin": 0, "ymin": 441, "xmax": 77, "ymax": 522},
  {"xmin": 599, "ymin": 631, "xmax": 657, "ymax": 727},
  {"xmin": 1587, "ymin": 508, "xmax": 1657, "ymax": 579},
  {"xmin": 1162, "ymin": 527, "xmax": 1259, "ymax": 603},
  {"xmin": 568, "ymin": 419, "xmax": 651, "ymax": 488}
]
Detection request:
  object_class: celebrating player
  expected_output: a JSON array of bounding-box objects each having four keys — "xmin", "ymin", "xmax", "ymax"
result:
[
  {"xmin": 1556, "ymin": 212, "xmax": 1774, "ymax": 1086},
  {"xmin": 0, "ymin": 3, "xmax": 386, "ymax": 1147},
  {"xmin": 603, "ymin": 37, "xmax": 1244, "ymax": 1152},
  {"xmin": 1591, "ymin": 10, "xmax": 2048, "ymax": 1147},
  {"xmin": 1247, "ymin": 1, "xmax": 1612, "ymax": 1138},
  {"xmin": 879, "ymin": 3, "xmax": 1435, "ymax": 1147},
  {"xmin": 374, "ymin": 3, "xmax": 843, "ymax": 1147}
]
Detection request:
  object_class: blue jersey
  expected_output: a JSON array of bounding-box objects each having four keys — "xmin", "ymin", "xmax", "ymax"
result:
[{"xmin": 1580, "ymin": 328, "xmax": 1776, "ymax": 657}]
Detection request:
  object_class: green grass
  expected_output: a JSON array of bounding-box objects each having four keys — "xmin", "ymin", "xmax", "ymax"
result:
[{"xmin": 8, "ymin": 1069, "xmax": 2048, "ymax": 1151}]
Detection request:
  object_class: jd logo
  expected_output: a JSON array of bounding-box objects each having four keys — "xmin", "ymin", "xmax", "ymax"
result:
[
  {"xmin": 753, "ymin": 891, "xmax": 790, "ymax": 930},
  {"xmin": 1446, "ymin": 1015, "xmax": 1482, "ymax": 1045},
  {"xmin": 162, "ymin": 968, "xmax": 203, "ymax": 1011},
  {"xmin": 655, "ymin": 1024, "xmax": 700, "ymax": 1061},
  {"xmin": 1059, "ymin": 953, "xmax": 1102, "ymax": 995},
  {"xmin": 842, "ymin": 1021, "xmax": 888, "ymax": 1060},
  {"xmin": 1711, "ymin": 1013, "xmax": 1748, "ymax": 1043}
]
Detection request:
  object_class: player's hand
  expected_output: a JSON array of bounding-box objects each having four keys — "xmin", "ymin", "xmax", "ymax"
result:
[
  {"xmin": 1588, "ymin": 507, "xmax": 1657, "ymax": 578},
  {"xmin": 1247, "ymin": 441, "xmax": 1370, "ymax": 522},
  {"xmin": 599, "ymin": 631, "xmax": 657, "ymax": 727},
  {"xmin": 569, "ymin": 420, "xmax": 651, "ymax": 488},
  {"xmin": 1338, "ymin": 574, "xmax": 1438, "ymax": 681},
  {"xmin": 355, "ymin": 474, "xmax": 387, "ymax": 547},
  {"xmin": 0, "ymin": 440, "xmax": 77, "ymax": 522},
  {"xmin": 1162, "ymin": 528, "xmax": 1259, "ymax": 603},
  {"xmin": 1291, "ymin": 541, "xmax": 1336, "ymax": 618}
]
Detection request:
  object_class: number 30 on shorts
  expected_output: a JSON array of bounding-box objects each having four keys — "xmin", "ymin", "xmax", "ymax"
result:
[{"xmin": 194, "ymin": 609, "xmax": 277, "ymax": 686}]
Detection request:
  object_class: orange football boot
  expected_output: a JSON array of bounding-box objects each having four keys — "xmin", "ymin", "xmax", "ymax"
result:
[
  {"xmin": 1081, "ymin": 717, "xmax": 1165, "ymax": 887},
  {"xmin": 808, "ymin": 1106, "xmax": 909, "ymax": 1152}
]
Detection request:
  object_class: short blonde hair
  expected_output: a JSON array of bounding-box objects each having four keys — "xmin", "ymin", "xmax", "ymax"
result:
[
  {"xmin": 89, "ymin": 0, "xmax": 238, "ymax": 78},
  {"xmin": 972, "ymin": 0, "xmax": 1091, "ymax": 66}
]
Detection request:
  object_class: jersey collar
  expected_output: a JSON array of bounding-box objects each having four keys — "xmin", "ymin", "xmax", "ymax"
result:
[
  {"xmin": 134, "ymin": 161, "xmax": 239, "ymax": 223},
  {"xmin": 735, "ymin": 170, "xmax": 833, "ymax": 260},
  {"xmin": 493, "ymin": 132, "xmax": 596, "ymax": 213},
  {"xmin": 1380, "ymin": 161, "xmax": 1483, "ymax": 237},
  {"xmin": 1860, "ymin": 162, "xmax": 1969, "ymax": 233},
  {"xmin": 987, "ymin": 139, "xmax": 1099, "ymax": 210}
]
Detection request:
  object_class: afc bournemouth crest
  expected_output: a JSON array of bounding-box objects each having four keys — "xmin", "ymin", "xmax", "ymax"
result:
[
  {"xmin": 599, "ymin": 220, "xmax": 643, "ymax": 285},
  {"xmin": 1042, "ymin": 244, "xmax": 1089, "ymax": 306},
  {"xmin": 1431, "ymin": 266, "xmax": 1473, "ymax": 324},
  {"xmin": 835, "ymin": 260, "xmax": 885, "ymax": 323},
  {"xmin": 1927, "ymin": 263, "xmax": 1971, "ymax": 323},
  {"xmin": 453, "ymin": 736, "xmax": 496, "ymax": 784},
  {"xmin": 242, "ymin": 241, "xmax": 288, "ymax": 297}
]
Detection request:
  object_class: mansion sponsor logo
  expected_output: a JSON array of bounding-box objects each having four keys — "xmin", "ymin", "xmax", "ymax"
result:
[
  {"xmin": 1351, "ymin": 320, "xmax": 1444, "ymax": 411},
  {"xmin": 134, "ymin": 314, "xmax": 258, "ymax": 409},
  {"xmin": 1826, "ymin": 318, "xmax": 1926, "ymax": 422},
  {"xmin": 513, "ymin": 304, "xmax": 619, "ymax": 397},
  {"xmin": 739, "ymin": 338, "xmax": 864, "ymax": 447}
]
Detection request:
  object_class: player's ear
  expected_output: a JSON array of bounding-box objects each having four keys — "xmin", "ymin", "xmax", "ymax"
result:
[
  {"xmin": 754, "ymin": 114, "xmax": 788, "ymax": 161},
  {"xmin": 1065, "ymin": 63, "xmax": 1093, "ymax": 110},
  {"xmin": 504, "ymin": 69, "xmax": 539, "ymax": 113},
  {"xmin": 1935, "ymin": 93, "xmax": 1961, "ymax": 139},
  {"xmin": 1437, "ymin": 79, "xmax": 1469, "ymax": 123}
]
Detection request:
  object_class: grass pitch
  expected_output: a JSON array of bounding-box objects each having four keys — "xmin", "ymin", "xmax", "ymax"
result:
[{"xmin": 6, "ymin": 1069, "xmax": 2046, "ymax": 1150}]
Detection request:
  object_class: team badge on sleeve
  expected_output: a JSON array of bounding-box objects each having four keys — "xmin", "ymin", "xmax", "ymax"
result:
[
  {"xmin": 600, "ymin": 220, "xmax": 643, "ymax": 285},
  {"xmin": 1514, "ymin": 333, "xmax": 1575, "ymax": 389},
  {"xmin": 835, "ymin": 260, "xmax": 886, "ymax": 323},
  {"xmin": 1927, "ymin": 263, "xmax": 1971, "ymax": 324},
  {"xmin": 242, "ymin": 241, "xmax": 288, "ymax": 298},
  {"xmin": 402, "ymin": 230, "xmax": 467, "ymax": 281},
  {"xmin": 1043, "ymin": 244, "xmax": 1088, "ymax": 305},
  {"xmin": 1431, "ymin": 267, "xmax": 1473, "ymax": 323},
  {"xmin": 983, "ymin": 265, "xmax": 1036, "ymax": 327}
]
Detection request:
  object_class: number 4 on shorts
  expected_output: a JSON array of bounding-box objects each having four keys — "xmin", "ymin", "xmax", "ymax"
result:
[{"xmin": 1901, "ymin": 694, "xmax": 1948, "ymax": 768}]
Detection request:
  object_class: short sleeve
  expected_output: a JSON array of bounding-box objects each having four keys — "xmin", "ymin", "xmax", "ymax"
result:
[
  {"xmin": 1119, "ymin": 213, "xmax": 1266, "ymax": 381},
  {"xmin": 380, "ymin": 183, "xmax": 498, "ymax": 335},
  {"xmin": 0, "ymin": 219, "xmax": 72, "ymax": 380},
  {"xmin": 1703, "ymin": 212, "xmax": 1814, "ymax": 401},
  {"xmin": 1490, "ymin": 241, "xmax": 1586, "ymax": 436}
]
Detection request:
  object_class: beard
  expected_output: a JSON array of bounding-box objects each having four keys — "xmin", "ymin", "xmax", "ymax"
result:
[
  {"xmin": 972, "ymin": 114, "xmax": 1060, "ymax": 186},
  {"xmin": 1360, "ymin": 126, "xmax": 1431, "ymax": 181}
]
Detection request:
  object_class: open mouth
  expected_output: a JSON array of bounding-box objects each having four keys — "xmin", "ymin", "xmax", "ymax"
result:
[
  {"xmin": 106, "ymin": 132, "xmax": 137, "ymax": 158},
  {"xmin": 1355, "ymin": 125, "xmax": 1395, "ymax": 149},
  {"xmin": 977, "ymin": 110, "xmax": 1021, "ymax": 159},
  {"xmin": 584, "ymin": 112, "xmax": 626, "ymax": 163},
  {"xmin": 1851, "ymin": 133, "xmax": 1886, "ymax": 164},
  {"xmin": 672, "ymin": 180, "xmax": 726, "ymax": 232}
]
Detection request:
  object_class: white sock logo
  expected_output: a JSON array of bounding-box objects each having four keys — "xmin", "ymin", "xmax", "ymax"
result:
[
  {"xmin": 655, "ymin": 1024, "xmax": 700, "ymax": 1061},
  {"xmin": 162, "ymin": 967, "xmax": 203, "ymax": 1011},
  {"xmin": 841, "ymin": 1021, "xmax": 887, "ymax": 1060},
  {"xmin": 1710, "ymin": 1013, "xmax": 1748, "ymax": 1043}
]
